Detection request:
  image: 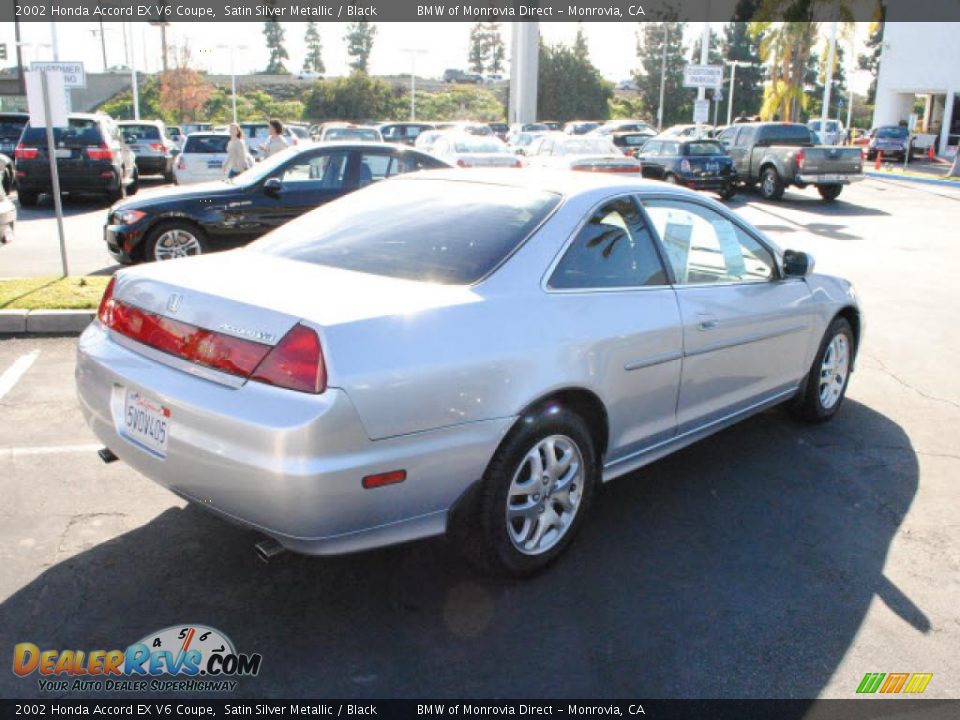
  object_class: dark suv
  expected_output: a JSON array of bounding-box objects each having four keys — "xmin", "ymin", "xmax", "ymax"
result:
[
  {"xmin": 0, "ymin": 112, "xmax": 29, "ymax": 193},
  {"xmin": 15, "ymin": 113, "xmax": 137, "ymax": 207},
  {"xmin": 118, "ymin": 120, "xmax": 175, "ymax": 180}
]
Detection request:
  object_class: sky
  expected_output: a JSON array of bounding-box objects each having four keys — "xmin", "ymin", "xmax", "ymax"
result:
[{"xmin": 3, "ymin": 21, "xmax": 875, "ymax": 93}]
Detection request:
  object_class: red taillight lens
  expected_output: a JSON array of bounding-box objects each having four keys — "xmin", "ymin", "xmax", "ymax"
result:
[
  {"xmin": 86, "ymin": 144, "xmax": 113, "ymax": 161},
  {"xmin": 252, "ymin": 324, "xmax": 326, "ymax": 394},
  {"xmin": 796, "ymin": 149, "xmax": 805, "ymax": 168},
  {"xmin": 15, "ymin": 144, "xmax": 38, "ymax": 160},
  {"xmin": 98, "ymin": 276, "xmax": 117, "ymax": 326},
  {"xmin": 456, "ymin": 159, "xmax": 469, "ymax": 168},
  {"xmin": 149, "ymin": 142, "xmax": 167, "ymax": 153}
]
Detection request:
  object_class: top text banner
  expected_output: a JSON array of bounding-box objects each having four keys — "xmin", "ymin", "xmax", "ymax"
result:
[{"xmin": 6, "ymin": 0, "xmax": 957, "ymax": 23}]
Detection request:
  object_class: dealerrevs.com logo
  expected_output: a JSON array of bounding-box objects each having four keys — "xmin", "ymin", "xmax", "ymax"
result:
[{"xmin": 13, "ymin": 624, "xmax": 262, "ymax": 693}]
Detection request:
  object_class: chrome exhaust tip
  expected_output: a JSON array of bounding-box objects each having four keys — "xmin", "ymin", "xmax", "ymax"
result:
[
  {"xmin": 98, "ymin": 447, "xmax": 119, "ymax": 464},
  {"xmin": 254, "ymin": 538, "xmax": 286, "ymax": 564}
]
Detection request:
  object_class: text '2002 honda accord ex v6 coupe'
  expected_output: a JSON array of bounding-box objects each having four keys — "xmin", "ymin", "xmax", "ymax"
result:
[{"xmin": 77, "ymin": 169, "xmax": 862, "ymax": 576}]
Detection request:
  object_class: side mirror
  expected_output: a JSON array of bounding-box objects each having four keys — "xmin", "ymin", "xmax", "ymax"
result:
[
  {"xmin": 783, "ymin": 249, "xmax": 815, "ymax": 277},
  {"xmin": 263, "ymin": 177, "xmax": 282, "ymax": 194}
]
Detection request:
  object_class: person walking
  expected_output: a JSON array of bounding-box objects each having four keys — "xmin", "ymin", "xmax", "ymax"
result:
[
  {"xmin": 223, "ymin": 123, "xmax": 252, "ymax": 179},
  {"xmin": 261, "ymin": 118, "xmax": 289, "ymax": 159},
  {"xmin": 949, "ymin": 146, "xmax": 960, "ymax": 178}
]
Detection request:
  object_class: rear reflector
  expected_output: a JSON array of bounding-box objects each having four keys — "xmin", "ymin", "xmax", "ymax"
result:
[
  {"xmin": 15, "ymin": 145, "xmax": 38, "ymax": 160},
  {"xmin": 362, "ymin": 470, "xmax": 407, "ymax": 489},
  {"xmin": 98, "ymin": 280, "xmax": 326, "ymax": 394}
]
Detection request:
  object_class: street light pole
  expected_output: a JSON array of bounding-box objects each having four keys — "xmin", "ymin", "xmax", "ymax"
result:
[
  {"xmin": 821, "ymin": 19, "xmax": 838, "ymax": 141},
  {"xmin": 216, "ymin": 44, "xmax": 248, "ymax": 125},
  {"xmin": 727, "ymin": 62, "xmax": 737, "ymax": 125},
  {"xmin": 128, "ymin": 23, "xmax": 139, "ymax": 120},
  {"xmin": 401, "ymin": 48, "xmax": 427, "ymax": 121},
  {"xmin": 657, "ymin": 24, "xmax": 668, "ymax": 131}
]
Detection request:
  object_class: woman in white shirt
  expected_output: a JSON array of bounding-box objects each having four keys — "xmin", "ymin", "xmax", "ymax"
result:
[
  {"xmin": 222, "ymin": 123, "xmax": 251, "ymax": 179},
  {"xmin": 261, "ymin": 118, "xmax": 290, "ymax": 159}
]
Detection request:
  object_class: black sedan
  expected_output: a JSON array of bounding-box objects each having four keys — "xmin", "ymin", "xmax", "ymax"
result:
[
  {"xmin": 634, "ymin": 137, "xmax": 737, "ymax": 200},
  {"xmin": 104, "ymin": 142, "xmax": 451, "ymax": 264}
]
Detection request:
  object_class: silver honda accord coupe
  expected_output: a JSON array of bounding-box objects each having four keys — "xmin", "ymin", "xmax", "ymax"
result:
[{"xmin": 77, "ymin": 169, "xmax": 862, "ymax": 576}]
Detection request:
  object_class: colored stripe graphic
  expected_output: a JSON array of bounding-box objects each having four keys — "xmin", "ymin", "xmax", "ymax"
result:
[
  {"xmin": 880, "ymin": 673, "xmax": 909, "ymax": 693},
  {"xmin": 857, "ymin": 673, "xmax": 885, "ymax": 694},
  {"xmin": 903, "ymin": 673, "xmax": 934, "ymax": 694}
]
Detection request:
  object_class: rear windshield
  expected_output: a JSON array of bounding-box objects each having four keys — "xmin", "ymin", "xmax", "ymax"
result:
[
  {"xmin": 21, "ymin": 118, "xmax": 103, "ymax": 146},
  {"xmin": 251, "ymin": 179, "xmax": 560, "ymax": 284},
  {"xmin": 618, "ymin": 135, "xmax": 649, "ymax": 146},
  {"xmin": 876, "ymin": 127, "xmax": 908, "ymax": 139},
  {"xmin": 687, "ymin": 141, "xmax": 725, "ymax": 156},
  {"xmin": 325, "ymin": 128, "xmax": 379, "ymax": 141},
  {"xmin": 454, "ymin": 138, "xmax": 505, "ymax": 153},
  {"xmin": 760, "ymin": 124, "xmax": 813, "ymax": 145},
  {"xmin": 183, "ymin": 135, "xmax": 229, "ymax": 154},
  {"xmin": 0, "ymin": 117, "xmax": 28, "ymax": 141},
  {"xmin": 562, "ymin": 138, "xmax": 616, "ymax": 155},
  {"xmin": 120, "ymin": 124, "xmax": 161, "ymax": 141}
]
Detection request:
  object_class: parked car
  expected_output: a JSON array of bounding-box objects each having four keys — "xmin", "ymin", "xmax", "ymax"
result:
[
  {"xmin": 484, "ymin": 73, "xmax": 506, "ymax": 84},
  {"xmin": 718, "ymin": 122, "xmax": 864, "ymax": 201},
  {"xmin": 541, "ymin": 121, "xmax": 563, "ymax": 132},
  {"xmin": 508, "ymin": 123, "xmax": 550, "ymax": 139},
  {"xmin": 15, "ymin": 113, "xmax": 138, "ymax": 207},
  {"xmin": 488, "ymin": 122, "xmax": 509, "ymax": 141},
  {"xmin": 807, "ymin": 119, "xmax": 846, "ymax": 146},
  {"xmin": 524, "ymin": 134, "xmax": 642, "ymax": 174},
  {"xmin": 441, "ymin": 122, "xmax": 494, "ymax": 137},
  {"xmin": 118, "ymin": 120, "xmax": 176, "ymax": 181},
  {"xmin": 0, "ymin": 112, "xmax": 29, "ymax": 165},
  {"xmin": 610, "ymin": 131, "xmax": 656, "ymax": 157},
  {"xmin": 172, "ymin": 132, "xmax": 231, "ymax": 185},
  {"xmin": 240, "ymin": 122, "xmax": 302, "ymax": 159},
  {"xmin": 103, "ymin": 142, "xmax": 450, "ymax": 263},
  {"xmin": 865, "ymin": 126, "xmax": 910, "ymax": 161},
  {"xmin": 591, "ymin": 119, "xmax": 657, "ymax": 137},
  {"xmin": 414, "ymin": 129, "xmax": 447, "ymax": 154},
  {"xmin": 506, "ymin": 131, "xmax": 547, "ymax": 156},
  {"xmin": 429, "ymin": 134, "xmax": 521, "ymax": 168},
  {"xmin": 0, "ymin": 182, "xmax": 15, "ymax": 244},
  {"xmin": 634, "ymin": 137, "xmax": 737, "ymax": 199},
  {"xmin": 297, "ymin": 70, "xmax": 323, "ymax": 81},
  {"xmin": 0, "ymin": 153, "xmax": 13, "ymax": 195},
  {"xmin": 616, "ymin": 79, "xmax": 639, "ymax": 91},
  {"xmin": 378, "ymin": 122, "xmax": 434, "ymax": 146},
  {"xmin": 319, "ymin": 124, "xmax": 383, "ymax": 143},
  {"xmin": 79, "ymin": 169, "xmax": 862, "ymax": 575},
  {"xmin": 287, "ymin": 124, "xmax": 312, "ymax": 143},
  {"xmin": 443, "ymin": 68, "xmax": 483, "ymax": 84},
  {"xmin": 564, "ymin": 121, "xmax": 600, "ymax": 135},
  {"xmin": 181, "ymin": 123, "xmax": 213, "ymax": 136},
  {"xmin": 661, "ymin": 124, "xmax": 716, "ymax": 140}
]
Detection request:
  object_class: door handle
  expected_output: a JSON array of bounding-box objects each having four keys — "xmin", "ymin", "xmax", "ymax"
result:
[{"xmin": 698, "ymin": 319, "xmax": 719, "ymax": 330}]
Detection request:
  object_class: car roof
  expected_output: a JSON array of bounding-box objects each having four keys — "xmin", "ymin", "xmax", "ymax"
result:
[
  {"xmin": 118, "ymin": 119, "xmax": 164, "ymax": 126},
  {"xmin": 398, "ymin": 168, "xmax": 674, "ymax": 196}
]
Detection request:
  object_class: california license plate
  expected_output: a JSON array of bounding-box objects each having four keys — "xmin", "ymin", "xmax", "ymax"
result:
[
  {"xmin": 706, "ymin": 162, "xmax": 719, "ymax": 172},
  {"xmin": 121, "ymin": 389, "xmax": 170, "ymax": 458},
  {"xmin": 55, "ymin": 148, "xmax": 71, "ymax": 159}
]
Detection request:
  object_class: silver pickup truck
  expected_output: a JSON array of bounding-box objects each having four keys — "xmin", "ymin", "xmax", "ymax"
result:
[{"xmin": 718, "ymin": 122, "xmax": 863, "ymax": 201}]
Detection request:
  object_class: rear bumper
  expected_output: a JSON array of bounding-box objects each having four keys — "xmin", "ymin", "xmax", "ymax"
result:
[
  {"xmin": 17, "ymin": 165, "xmax": 120, "ymax": 193},
  {"xmin": 679, "ymin": 174, "xmax": 735, "ymax": 189},
  {"xmin": 795, "ymin": 173, "xmax": 864, "ymax": 185},
  {"xmin": 135, "ymin": 155, "xmax": 172, "ymax": 175},
  {"xmin": 76, "ymin": 322, "xmax": 512, "ymax": 555},
  {"xmin": 104, "ymin": 224, "xmax": 142, "ymax": 264}
]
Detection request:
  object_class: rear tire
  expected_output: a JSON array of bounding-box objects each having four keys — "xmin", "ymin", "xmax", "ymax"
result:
[
  {"xmin": 460, "ymin": 407, "xmax": 597, "ymax": 577},
  {"xmin": 664, "ymin": 173, "xmax": 679, "ymax": 185},
  {"xmin": 127, "ymin": 168, "xmax": 140, "ymax": 196},
  {"xmin": 791, "ymin": 317, "xmax": 854, "ymax": 423},
  {"xmin": 144, "ymin": 220, "xmax": 209, "ymax": 262},
  {"xmin": 18, "ymin": 190, "xmax": 39, "ymax": 208},
  {"xmin": 759, "ymin": 166, "xmax": 784, "ymax": 200},
  {"xmin": 817, "ymin": 184, "xmax": 842, "ymax": 201},
  {"xmin": 718, "ymin": 182, "xmax": 737, "ymax": 200}
]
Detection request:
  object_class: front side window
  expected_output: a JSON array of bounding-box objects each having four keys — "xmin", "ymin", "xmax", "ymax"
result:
[
  {"xmin": 642, "ymin": 199, "xmax": 776, "ymax": 285},
  {"xmin": 549, "ymin": 197, "xmax": 667, "ymax": 290},
  {"xmin": 278, "ymin": 151, "xmax": 349, "ymax": 190}
]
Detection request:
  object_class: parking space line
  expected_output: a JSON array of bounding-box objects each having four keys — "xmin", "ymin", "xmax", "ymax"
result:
[
  {"xmin": 0, "ymin": 443, "xmax": 102, "ymax": 459},
  {"xmin": 0, "ymin": 350, "xmax": 41, "ymax": 401}
]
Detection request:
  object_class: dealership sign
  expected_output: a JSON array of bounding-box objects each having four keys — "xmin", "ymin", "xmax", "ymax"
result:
[{"xmin": 31, "ymin": 61, "xmax": 86, "ymax": 88}]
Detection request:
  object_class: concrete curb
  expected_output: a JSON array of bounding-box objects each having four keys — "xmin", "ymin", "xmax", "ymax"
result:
[
  {"xmin": 0, "ymin": 309, "xmax": 94, "ymax": 335},
  {"xmin": 864, "ymin": 171, "xmax": 960, "ymax": 188}
]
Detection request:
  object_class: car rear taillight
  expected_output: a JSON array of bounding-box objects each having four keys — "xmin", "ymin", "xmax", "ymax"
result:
[
  {"xmin": 15, "ymin": 144, "xmax": 38, "ymax": 160},
  {"xmin": 252, "ymin": 324, "xmax": 326, "ymax": 394},
  {"xmin": 456, "ymin": 159, "xmax": 469, "ymax": 168},
  {"xmin": 149, "ymin": 142, "xmax": 167, "ymax": 153},
  {"xmin": 86, "ymin": 144, "xmax": 113, "ymax": 161},
  {"xmin": 796, "ymin": 149, "xmax": 805, "ymax": 169},
  {"xmin": 680, "ymin": 159, "xmax": 691, "ymax": 172},
  {"xmin": 97, "ymin": 276, "xmax": 117, "ymax": 326},
  {"xmin": 511, "ymin": 158, "xmax": 522, "ymax": 168}
]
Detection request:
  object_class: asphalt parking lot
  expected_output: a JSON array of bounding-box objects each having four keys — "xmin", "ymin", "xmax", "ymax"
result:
[{"xmin": 1, "ymin": 177, "xmax": 959, "ymax": 700}]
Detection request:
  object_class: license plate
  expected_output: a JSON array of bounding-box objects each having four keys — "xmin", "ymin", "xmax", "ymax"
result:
[
  {"xmin": 207, "ymin": 160, "xmax": 223, "ymax": 169},
  {"xmin": 706, "ymin": 162, "xmax": 719, "ymax": 171},
  {"xmin": 820, "ymin": 174, "xmax": 846, "ymax": 183},
  {"xmin": 55, "ymin": 148, "xmax": 72, "ymax": 159},
  {"xmin": 121, "ymin": 389, "xmax": 171, "ymax": 458}
]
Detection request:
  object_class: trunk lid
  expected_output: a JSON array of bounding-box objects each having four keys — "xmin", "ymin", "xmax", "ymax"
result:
[{"xmin": 796, "ymin": 146, "xmax": 863, "ymax": 174}]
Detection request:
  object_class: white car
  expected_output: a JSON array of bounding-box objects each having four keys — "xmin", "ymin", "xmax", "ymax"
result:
[
  {"xmin": 429, "ymin": 134, "xmax": 521, "ymax": 168},
  {"xmin": 807, "ymin": 119, "xmax": 846, "ymax": 146},
  {"xmin": 172, "ymin": 133, "xmax": 230, "ymax": 185},
  {"xmin": 524, "ymin": 134, "xmax": 642, "ymax": 174}
]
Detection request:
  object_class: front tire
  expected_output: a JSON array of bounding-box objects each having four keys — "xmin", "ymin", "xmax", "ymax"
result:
[
  {"xmin": 791, "ymin": 317, "xmax": 854, "ymax": 423},
  {"xmin": 759, "ymin": 167, "xmax": 784, "ymax": 200},
  {"xmin": 465, "ymin": 408, "xmax": 597, "ymax": 577},
  {"xmin": 144, "ymin": 221, "xmax": 209, "ymax": 262},
  {"xmin": 817, "ymin": 184, "xmax": 842, "ymax": 201}
]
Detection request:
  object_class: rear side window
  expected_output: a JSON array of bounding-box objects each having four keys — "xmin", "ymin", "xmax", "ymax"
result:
[
  {"xmin": 21, "ymin": 118, "xmax": 103, "ymax": 146},
  {"xmin": 549, "ymin": 197, "xmax": 667, "ymax": 290},
  {"xmin": 0, "ymin": 117, "xmax": 27, "ymax": 141},
  {"xmin": 251, "ymin": 179, "xmax": 560, "ymax": 284},
  {"xmin": 687, "ymin": 141, "xmax": 725, "ymax": 156},
  {"xmin": 183, "ymin": 135, "xmax": 229, "ymax": 154}
]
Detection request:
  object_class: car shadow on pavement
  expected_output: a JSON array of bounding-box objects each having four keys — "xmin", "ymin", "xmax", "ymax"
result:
[
  {"xmin": 0, "ymin": 400, "xmax": 921, "ymax": 703},
  {"xmin": 729, "ymin": 190, "xmax": 891, "ymax": 218}
]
